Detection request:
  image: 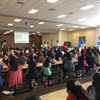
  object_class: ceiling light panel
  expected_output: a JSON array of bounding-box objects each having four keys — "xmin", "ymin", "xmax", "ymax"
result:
[
  {"xmin": 47, "ymin": 0, "xmax": 58, "ymax": 3},
  {"xmin": 14, "ymin": 19, "xmax": 21, "ymax": 22},
  {"xmin": 38, "ymin": 22, "xmax": 45, "ymax": 24},
  {"xmin": 57, "ymin": 15, "xmax": 67, "ymax": 18},
  {"xmin": 57, "ymin": 24, "xmax": 63, "ymax": 26},
  {"xmin": 30, "ymin": 25, "xmax": 34, "ymax": 28},
  {"xmin": 8, "ymin": 23, "xmax": 13, "ymax": 26},
  {"xmin": 73, "ymin": 26, "xmax": 78, "ymax": 28},
  {"xmin": 69, "ymin": 29, "xmax": 74, "ymax": 31},
  {"xmin": 61, "ymin": 28, "xmax": 65, "ymax": 30},
  {"xmin": 78, "ymin": 18, "xmax": 87, "ymax": 21},
  {"xmin": 37, "ymin": 32, "xmax": 40, "ymax": 33},
  {"xmin": 32, "ymin": 33, "xmax": 36, "ymax": 34},
  {"xmin": 81, "ymin": 5, "xmax": 95, "ymax": 10},
  {"xmin": 81, "ymin": 27, "xmax": 87, "ymax": 29},
  {"xmin": 28, "ymin": 9, "xmax": 38, "ymax": 14}
]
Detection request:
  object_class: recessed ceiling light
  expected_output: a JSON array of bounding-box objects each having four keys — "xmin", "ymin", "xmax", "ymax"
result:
[
  {"xmin": 57, "ymin": 24, "xmax": 63, "ymax": 26},
  {"xmin": 57, "ymin": 15, "xmax": 67, "ymax": 18},
  {"xmin": 69, "ymin": 29, "xmax": 74, "ymax": 31},
  {"xmin": 14, "ymin": 19, "xmax": 21, "ymax": 22},
  {"xmin": 38, "ymin": 34, "xmax": 42, "ymax": 36},
  {"xmin": 81, "ymin": 5, "xmax": 95, "ymax": 10},
  {"xmin": 4, "ymin": 32, "xmax": 7, "ymax": 34},
  {"xmin": 78, "ymin": 18, "xmax": 87, "ymax": 21},
  {"xmin": 37, "ymin": 32, "xmax": 40, "ymax": 33},
  {"xmin": 30, "ymin": 25, "xmax": 34, "ymax": 28},
  {"xmin": 47, "ymin": 0, "xmax": 58, "ymax": 3},
  {"xmin": 8, "ymin": 23, "xmax": 13, "ymax": 26},
  {"xmin": 32, "ymin": 33, "xmax": 36, "ymax": 34},
  {"xmin": 28, "ymin": 9, "xmax": 38, "ymax": 14},
  {"xmin": 73, "ymin": 26, "xmax": 78, "ymax": 28},
  {"xmin": 61, "ymin": 28, "xmax": 65, "ymax": 30},
  {"xmin": 81, "ymin": 27, "xmax": 87, "ymax": 29},
  {"xmin": 38, "ymin": 22, "xmax": 45, "ymax": 24}
]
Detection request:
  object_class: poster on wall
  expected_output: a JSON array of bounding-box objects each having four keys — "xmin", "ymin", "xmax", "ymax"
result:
[
  {"xmin": 79, "ymin": 36, "xmax": 86, "ymax": 43},
  {"xmin": 1, "ymin": 40, "xmax": 6, "ymax": 49}
]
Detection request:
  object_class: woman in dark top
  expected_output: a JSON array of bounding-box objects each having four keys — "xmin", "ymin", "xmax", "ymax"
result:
[
  {"xmin": 87, "ymin": 73, "xmax": 100, "ymax": 100},
  {"xmin": 55, "ymin": 49, "xmax": 63, "ymax": 61},
  {"xmin": 86, "ymin": 52, "xmax": 94, "ymax": 73},
  {"xmin": 75, "ymin": 51, "xmax": 85, "ymax": 78},
  {"xmin": 27, "ymin": 55, "xmax": 38, "ymax": 89}
]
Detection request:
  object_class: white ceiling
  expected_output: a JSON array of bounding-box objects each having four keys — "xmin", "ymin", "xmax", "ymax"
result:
[{"xmin": 0, "ymin": 0, "xmax": 99, "ymax": 33}]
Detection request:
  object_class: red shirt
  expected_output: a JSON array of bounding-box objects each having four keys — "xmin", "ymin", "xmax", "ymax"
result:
[
  {"xmin": 67, "ymin": 95, "xmax": 86, "ymax": 100},
  {"xmin": 62, "ymin": 46, "xmax": 67, "ymax": 50}
]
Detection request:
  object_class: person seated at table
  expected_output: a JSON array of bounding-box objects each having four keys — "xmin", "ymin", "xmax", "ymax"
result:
[
  {"xmin": 92, "ymin": 51, "xmax": 100, "ymax": 66},
  {"xmin": 77, "ymin": 49, "xmax": 81, "ymax": 57},
  {"xmin": 71, "ymin": 49, "xmax": 78, "ymax": 59},
  {"xmin": 87, "ymin": 73, "xmax": 100, "ymax": 100},
  {"xmin": 0, "ymin": 65, "xmax": 3, "ymax": 85},
  {"xmin": 0, "ymin": 54, "xmax": 9, "ymax": 66},
  {"xmin": 43, "ymin": 50, "xmax": 47, "ymax": 61},
  {"xmin": 66, "ymin": 80, "xmax": 91, "ymax": 100},
  {"xmin": 42, "ymin": 57, "xmax": 52, "ymax": 84},
  {"xmin": 75, "ymin": 51, "xmax": 85, "ymax": 78},
  {"xmin": 17, "ymin": 52, "xmax": 27, "ymax": 65},
  {"xmin": 51, "ymin": 55, "xmax": 56, "ymax": 63},
  {"xmin": 14, "ymin": 52, "xmax": 18, "ymax": 58},
  {"xmin": 62, "ymin": 44, "xmax": 67, "ymax": 52},
  {"xmin": 63, "ymin": 52, "xmax": 75, "ymax": 79},
  {"xmin": 86, "ymin": 52, "xmax": 94, "ymax": 73},
  {"xmin": 27, "ymin": 55, "xmax": 38, "ymax": 89},
  {"xmin": 55, "ymin": 49, "xmax": 63, "ymax": 61},
  {"xmin": 8, "ymin": 56, "xmax": 23, "ymax": 90},
  {"xmin": 47, "ymin": 47, "xmax": 52, "ymax": 58}
]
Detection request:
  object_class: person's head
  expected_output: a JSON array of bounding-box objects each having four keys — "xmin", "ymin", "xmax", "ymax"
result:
[
  {"xmin": 3, "ymin": 54, "xmax": 8, "ymax": 61},
  {"xmin": 29, "ymin": 55, "xmax": 34, "ymax": 62},
  {"xmin": 66, "ymin": 80, "xmax": 91, "ymax": 100},
  {"xmin": 72, "ymin": 49, "xmax": 75, "ymax": 54},
  {"xmin": 26, "ymin": 95, "xmax": 41, "ymax": 100},
  {"xmin": 10, "ymin": 56, "xmax": 18, "ymax": 71},
  {"xmin": 81, "ymin": 51, "xmax": 85, "ymax": 58},
  {"xmin": 19, "ymin": 52, "xmax": 24, "ymax": 57},
  {"xmin": 64, "ymin": 44, "xmax": 65, "ymax": 46},
  {"xmin": 57, "ymin": 49, "xmax": 61, "ymax": 53},
  {"xmin": 48, "ymin": 47, "xmax": 50, "ymax": 51},
  {"xmin": 93, "ymin": 51, "xmax": 99, "ymax": 57},
  {"xmin": 88, "ymin": 52, "xmax": 92, "ymax": 57},
  {"xmin": 51, "ymin": 55, "xmax": 55, "ymax": 60},
  {"xmin": 66, "ymin": 52, "xmax": 72, "ymax": 61},
  {"xmin": 43, "ymin": 57, "xmax": 51, "ymax": 67},
  {"xmin": 43, "ymin": 50, "xmax": 47, "ymax": 58}
]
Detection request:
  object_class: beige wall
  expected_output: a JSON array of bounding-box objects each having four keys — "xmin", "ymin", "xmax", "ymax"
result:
[{"xmin": 69, "ymin": 28, "xmax": 96, "ymax": 47}]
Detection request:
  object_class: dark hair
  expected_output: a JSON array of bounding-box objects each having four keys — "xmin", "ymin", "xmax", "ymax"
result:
[
  {"xmin": 3, "ymin": 54, "xmax": 8, "ymax": 65},
  {"xmin": 20, "ymin": 52, "xmax": 24, "ymax": 56},
  {"xmin": 66, "ymin": 52, "xmax": 72, "ymax": 61},
  {"xmin": 29, "ymin": 55, "xmax": 34, "ymax": 63},
  {"xmin": 72, "ymin": 49, "xmax": 75, "ymax": 54},
  {"xmin": 26, "ymin": 95, "xmax": 41, "ymax": 100},
  {"xmin": 10, "ymin": 56, "xmax": 18, "ymax": 71},
  {"xmin": 88, "ymin": 52, "xmax": 92, "ymax": 57},
  {"xmin": 66, "ymin": 80, "xmax": 91, "ymax": 100},
  {"xmin": 43, "ymin": 57, "xmax": 50, "ymax": 67},
  {"xmin": 15, "ymin": 52, "xmax": 18, "ymax": 56},
  {"xmin": 93, "ymin": 51, "xmax": 99, "ymax": 57},
  {"xmin": 92, "ymin": 73, "xmax": 100, "ymax": 100},
  {"xmin": 43, "ymin": 51, "xmax": 46, "ymax": 58}
]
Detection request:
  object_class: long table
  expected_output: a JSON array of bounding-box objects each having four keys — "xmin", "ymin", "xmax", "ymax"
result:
[{"xmin": 2, "ymin": 59, "xmax": 78, "ymax": 72}]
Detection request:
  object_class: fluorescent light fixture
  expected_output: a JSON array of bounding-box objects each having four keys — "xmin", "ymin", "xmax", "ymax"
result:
[
  {"xmin": 73, "ymin": 26, "xmax": 78, "ymax": 28},
  {"xmin": 57, "ymin": 24, "xmax": 63, "ymax": 26},
  {"xmin": 81, "ymin": 5, "xmax": 95, "ymax": 10},
  {"xmin": 8, "ymin": 23, "xmax": 13, "ymax": 26},
  {"xmin": 28, "ymin": 9, "xmax": 38, "ymax": 14},
  {"xmin": 78, "ymin": 18, "xmax": 87, "ymax": 21},
  {"xmin": 47, "ymin": 0, "xmax": 58, "ymax": 3},
  {"xmin": 57, "ymin": 15, "xmax": 67, "ymax": 18},
  {"xmin": 30, "ymin": 25, "xmax": 34, "ymax": 28},
  {"xmin": 4, "ymin": 32, "xmax": 7, "ymax": 34},
  {"xmin": 32, "ymin": 33, "xmax": 36, "ymax": 34},
  {"xmin": 38, "ymin": 22, "xmax": 45, "ymax": 24},
  {"xmin": 81, "ymin": 27, "xmax": 87, "ymax": 29},
  {"xmin": 38, "ymin": 34, "xmax": 42, "ymax": 36},
  {"xmin": 14, "ymin": 19, "xmax": 21, "ymax": 22},
  {"xmin": 69, "ymin": 29, "xmax": 74, "ymax": 31},
  {"xmin": 37, "ymin": 32, "xmax": 40, "ymax": 33},
  {"xmin": 9, "ymin": 30, "xmax": 13, "ymax": 32},
  {"xmin": 61, "ymin": 28, "xmax": 65, "ymax": 30}
]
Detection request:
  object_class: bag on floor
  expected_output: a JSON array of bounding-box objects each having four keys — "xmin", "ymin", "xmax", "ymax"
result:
[
  {"xmin": 44, "ymin": 82, "xmax": 48, "ymax": 87},
  {"xmin": 93, "ymin": 63, "xmax": 97, "ymax": 72},
  {"xmin": 83, "ymin": 60, "xmax": 88, "ymax": 66}
]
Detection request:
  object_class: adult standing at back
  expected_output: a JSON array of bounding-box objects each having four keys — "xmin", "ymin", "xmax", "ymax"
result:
[
  {"xmin": 17, "ymin": 52, "xmax": 27, "ymax": 65},
  {"xmin": 62, "ymin": 44, "xmax": 67, "ymax": 52}
]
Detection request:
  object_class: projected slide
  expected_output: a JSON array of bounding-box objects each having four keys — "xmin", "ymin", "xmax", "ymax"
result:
[{"xmin": 14, "ymin": 31, "xmax": 29, "ymax": 43}]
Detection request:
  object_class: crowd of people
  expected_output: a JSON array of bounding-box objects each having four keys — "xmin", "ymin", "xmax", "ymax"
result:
[{"xmin": 0, "ymin": 45, "xmax": 100, "ymax": 100}]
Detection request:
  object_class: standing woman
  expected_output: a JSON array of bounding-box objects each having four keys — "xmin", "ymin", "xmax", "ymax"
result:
[
  {"xmin": 8, "ymin": 56, "xmax": 23, "ymax": 90},
  {"xmin": 27, "ymin": 55, "xmax": 38, "ymax": 89}
]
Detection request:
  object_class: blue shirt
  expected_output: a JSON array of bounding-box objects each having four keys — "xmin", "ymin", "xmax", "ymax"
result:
[{"xmin": 0, "ymin": 65, "xmax": 3, "ymax": 85}]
